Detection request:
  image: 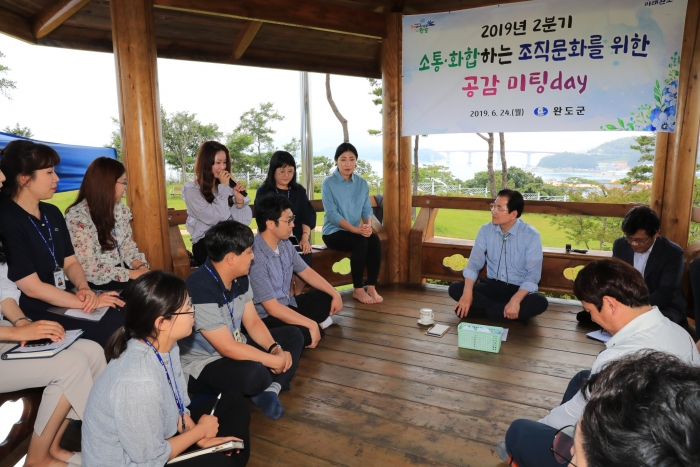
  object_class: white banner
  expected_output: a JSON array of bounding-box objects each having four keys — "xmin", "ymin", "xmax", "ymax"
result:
[{"xmin": 402, "ymin": 0, "xmax": 687, "ymax": 135}]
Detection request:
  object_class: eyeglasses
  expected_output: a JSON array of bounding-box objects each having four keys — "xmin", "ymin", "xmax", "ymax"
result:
[
  {"xmin": 489, "ymin": 203, "xmax": 509, "ymax": 213},
  {"xmin": 279, "ymin": 215, "xmax": 296, "ymax": 225},
  {"xmin": 276, "ymin": 168, "xmax": 295, "ymax": 176},
  {"xmin": 173, "ymin": 299, "xmax": 195, "ymax": 316},
  {"xmin": 116, "ymin": 181, "xmax": 128, "ymax": 187},
  {"xmin": 551, "ymin": 425, "xmax": 577, "ymax": 466},
  {"xmin": 625, "ymin": 235, "xmax": 651, "ymax": 246}
]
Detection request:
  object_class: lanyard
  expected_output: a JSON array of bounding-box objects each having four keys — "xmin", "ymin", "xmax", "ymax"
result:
[
  {"xmin": 143, "ymin": 339, "xmax": 186, "ymax": 432},
  {"xmin": 111, "ymin": 229, "xmax": 122, "ymax": 260},
  {"xmin": 275, "ymin": 188, "xmax": 290, "ymax": 199},
  {"xmin": 203, "ymin": 265, "xmax": 244, "ymax": 342},
  {"xmin": 27, "ymin": 214, "xmax": 59, "ymax": 269}
]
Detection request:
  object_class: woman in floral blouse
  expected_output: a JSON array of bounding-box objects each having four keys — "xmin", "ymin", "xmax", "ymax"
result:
[{"xmin": 65, "ymin": 157, "xmax": 149, "ymax": 290}]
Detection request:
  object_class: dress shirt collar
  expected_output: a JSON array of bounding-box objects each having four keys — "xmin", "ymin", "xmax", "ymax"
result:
[
  {"xmin": 202, "ymin": 257, "xmax": 249, "ymax": 297},
  {"xmin": 491, "ymin": 217, "xmax": 523, "ymax": 237},
  {"xmin": 332, "ymin": 169, "xmax": 356, "ymax": 183},
  {"xmin": 254, "ymin": 233, "xmax": 281, "ymax": 260},
  {"xmin": 605, "ymin": 306, "xmax": 665, "ymax": 349}
]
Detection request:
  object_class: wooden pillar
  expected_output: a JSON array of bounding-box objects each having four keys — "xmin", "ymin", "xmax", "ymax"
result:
[
  {"xmin": 111, "ymin": 0, "xmax": 172, "ymax": 271},
  {"xmin": 382, "ymin": 13, "xmax": 412, "ymax": 284},
  {"xmin": 651, "ymin": 0, "xmax": 700, "ymax": 248}
]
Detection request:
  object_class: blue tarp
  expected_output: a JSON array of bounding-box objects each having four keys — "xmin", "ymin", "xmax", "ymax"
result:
[{"xmin": 0, "ymin": 132, "xmax": 117, "ymax": 193}]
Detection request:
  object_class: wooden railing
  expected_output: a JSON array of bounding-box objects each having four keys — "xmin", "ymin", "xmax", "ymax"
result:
[
  {"xmin": 167, "ymin": 197, "xmax": 389, "ymax": 287},
  {"xmin": 410, "ymin": 196, "xmax": 640, "ymax": 295}
]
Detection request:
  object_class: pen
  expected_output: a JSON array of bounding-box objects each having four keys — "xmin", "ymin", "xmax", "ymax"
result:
[{"xmin": 210, "ymin": 393, "xmax": 222, "ymax": 415}]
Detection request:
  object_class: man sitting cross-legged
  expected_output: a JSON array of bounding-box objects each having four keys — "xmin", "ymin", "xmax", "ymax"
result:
[
  {"xmin": 179, "ymin": 220, "xmax": 304, "ymax": 420},
  {"xmin": 497, "ymin": 258, "xmax": 699, "ymax": 467},
  {"xmin": 449, "ymin": 189, "xmax": 548, "ymax": 323},
  {"xmin": 249, "ymin": 193, "xmax": 344, "ymax": 348}
]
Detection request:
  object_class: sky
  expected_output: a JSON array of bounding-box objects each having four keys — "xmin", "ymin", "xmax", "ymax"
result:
[{"xmin": 0, "ymin": 33, "xmax": 648, "ymax": 178}]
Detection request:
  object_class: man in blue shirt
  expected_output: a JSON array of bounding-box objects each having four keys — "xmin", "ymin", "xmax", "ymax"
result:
[
  {"xmin": 449, "ymin": 189, "xmax": 548, "ymax": 322},
  {"xmin": 249, "ymin": 194, "xmax": 343, "ymax": 348}
]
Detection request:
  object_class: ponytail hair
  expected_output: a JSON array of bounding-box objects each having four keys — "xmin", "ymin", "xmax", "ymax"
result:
[
  {"xmin": 0, "ymin": 140, "xmax": 60, "ymax": 200},
  {"xmin": 104, "ymin": 271, "xmax": 188, "ymax": 361}
]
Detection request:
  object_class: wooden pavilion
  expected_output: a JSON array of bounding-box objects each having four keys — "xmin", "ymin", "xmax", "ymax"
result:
[{"xmin": 1, "ymin": 0, "xmax": 699, "ymax": 466}]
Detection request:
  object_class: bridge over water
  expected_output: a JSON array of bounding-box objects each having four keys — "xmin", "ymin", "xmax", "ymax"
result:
[{"xmin": 426, "ymin": 150, "xmax": 566, "ymax": 166}]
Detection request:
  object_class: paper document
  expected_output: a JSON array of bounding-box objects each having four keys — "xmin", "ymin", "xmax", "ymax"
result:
[
  {"xmin": 501, "ymin": 328, "xmax": 509, "ymax": 342},
  {"xmin": 586, "ymin": 329, "xmax": 612, "ymax": 343},
  {"xmin": 64, "ymin": 306, "xmax": 109, "ymax": 322}
]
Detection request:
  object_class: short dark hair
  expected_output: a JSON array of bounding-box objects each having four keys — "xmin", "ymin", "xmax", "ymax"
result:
[
  {"xmin": 203, "ymin": 220, "xmax": 254, "ymax": 261},
  {"xmin": 497, "ymin": 189, "xmax": 524, "ymax": 217},
  {"xmin": 573, "ymin": 258, "xmax": 649, "ymax": 311},
  {"xmin": 264, "ymin": 151, "xmax": 298, "ymax": 190},
  {"xmin": 254, "ymin": 193, "xmax": 293, "ymax": 233},
  {"xmin": 580, "ymin": 350, "xmax": 700, "ymax": 467},
  {"xmin": 621, "ymin": 205, "xmax": 660, "ymax": 237},
  {"xmin": 334, "ymin": 142, "xmax": 359, "ymax": 162},
  {"xmin": 104, "ymin": 271, "xmax": 189, "ymax": 361},
  {"xmin": 0, "ymin": 140, "xmax": 61, "ymax": 200}
]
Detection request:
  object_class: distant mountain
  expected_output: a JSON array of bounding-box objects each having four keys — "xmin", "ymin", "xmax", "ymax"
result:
[{"xmin": 538, "ymin": 136, "xmax": 643, "ymax": 169}]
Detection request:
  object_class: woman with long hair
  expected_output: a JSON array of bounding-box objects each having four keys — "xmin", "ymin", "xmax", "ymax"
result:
[
  {"xmin": 0, "ymin": 166, "xmax": 106, "ymax": 467},
  {"xmin": 256, "ymin": 151, "xmax": 316, "ymax": 266},
  {"xmin": 83, "ymin": 271, "xmax": 250, "ymax": 466},
  {"xmin": 183, "ymin": 141, "xmax": 251, "ymax": 266},
  {"xmin": 321, "ymin": 143, "xmax": 382, "ymax": 304},
  {"xmin": 65, "ymin": 157, "xmax": 149, "ymax": 290},
  {"xmin": 0, "ymin": 140, "xmax": 124, "ymax": 346}
]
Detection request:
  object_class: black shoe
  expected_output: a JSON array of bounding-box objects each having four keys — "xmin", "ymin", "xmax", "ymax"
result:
[{"xmin": 576, "ymin": 310, "xmax": 593, "ymax": 323}]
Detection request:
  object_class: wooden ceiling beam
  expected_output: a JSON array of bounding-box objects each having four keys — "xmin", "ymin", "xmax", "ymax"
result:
[
  {"xmin": 0, "ymin": 6, "xmax": 36, "ymax": 44},
  {"xmin": 153, "ymin": 0, "xmax": 386, "ymax": 38},
  {"xmin": 233, "ymin": 21, "xmax": 262, "ymax": 60},
  {"xmin": 32, "ymin": 0, "xmax": 92, "ymax": 39}
]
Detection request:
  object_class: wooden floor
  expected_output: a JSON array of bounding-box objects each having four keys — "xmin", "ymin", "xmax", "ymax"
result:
[{"xmin": 247, "ymin": 284, "xmax": 604, "ymax": 467}]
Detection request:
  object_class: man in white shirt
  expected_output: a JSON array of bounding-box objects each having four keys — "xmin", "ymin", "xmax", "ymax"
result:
[{"xmin": 498, "ymin": 258, "xmax": 699, "ymax": 467}]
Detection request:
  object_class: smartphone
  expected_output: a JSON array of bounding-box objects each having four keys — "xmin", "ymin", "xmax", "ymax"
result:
[{"xmin": 24, "ymin": 338, "xmax": 53, "ymax": 347}]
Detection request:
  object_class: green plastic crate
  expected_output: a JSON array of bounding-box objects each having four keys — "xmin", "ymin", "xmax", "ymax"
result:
[{"xmin": 457, "ymin": 322, "xmax": 503, "ymax": 353}]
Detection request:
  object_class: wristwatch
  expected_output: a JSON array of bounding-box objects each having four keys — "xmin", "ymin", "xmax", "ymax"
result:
[{"xmin": 267, "ymin": 342, "xmax": 281, "ymax": 353}]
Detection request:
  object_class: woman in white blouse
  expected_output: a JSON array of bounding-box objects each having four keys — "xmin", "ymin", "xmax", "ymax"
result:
[
  {"xmin": 0, "ymin": 167, "xmax": 106, "ymax": 467},
  {"xmin": 65, "ymin": 157, "xmax": 149, "ymax": 290},
  {"xmin": 183, "ymin": 141, "xmax": 251, "ymax": 266}
]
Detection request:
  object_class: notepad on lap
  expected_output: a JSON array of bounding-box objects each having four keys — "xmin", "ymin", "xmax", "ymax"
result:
[
  {"xmin": 426, "ymin": 324, "xmax": 450, "ymax": 337},
  {"xmin": 167, "ymin": 440, "xmax": 244, "ymax": 464},
  {"xmin": 1, "ymin": 329, "xmax": 84, "ymax": 360}
]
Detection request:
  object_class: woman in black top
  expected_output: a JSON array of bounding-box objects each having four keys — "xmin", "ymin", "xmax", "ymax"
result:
[
  {"xmin": 256, "ymin": 151, "xmax": 316, "ymax": 267},
  {"xmin": 0, "ymin": 140, "xmax": 125, "ymax": 346}
]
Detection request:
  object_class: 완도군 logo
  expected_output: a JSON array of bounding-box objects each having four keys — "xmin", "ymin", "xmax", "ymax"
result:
[
  {"xmin": 534, "ymin": 107, "xmax": 549, "ymax": 117},
  {"xmin": 411, "ymin": 19, "xmax": 435, "ymax": 34}
]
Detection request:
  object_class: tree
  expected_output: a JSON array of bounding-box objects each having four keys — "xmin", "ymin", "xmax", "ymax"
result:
[
  {"xmin": 620, "ymin": 135, "xmax": 655, "ymax": 187},
  {"xmin": 162, "ymin": 109, "xmax": 222, "ymax": 183},
  {"xmin": 2, "ymin": 123, "xmax": 32, "ymax": 138},
  {"xmin": 105, "ymin": 117, "xmax": 122, "ymax": 161},
  {"xmin": 418, "ymin": 164, "xmax": 462, "ymax": 186},
  {"xmin": 464, "ymin": 167, "xmax": 564, "ymax": 195},
  {"xmin": 313, "ymin": 155, "xmax": 334, "ymax": 176},
  {"xmin": 283, "ymin": 137, "xmax": 301, "ymax": 161},
  {"xmin": 225, "ymin": 130, "xmax": 255, "ymax": 173},
  {"xmin": 367, "ymin": 78, "xmax": 382, "ymax": 136},
  {"xmin": 477, "ymin": 133, "xmax": 496, "ymax": 196},
  {"xmin": 235, "ymin": 102, "xmax": 284, "ymax": 173},
  {"xmin": 326, "ymin": 74, "xmax": 349, "ymax": 142},
  {"xmin": 499, "ymin": 132, "xmax": 508, "ymax": 190},
  {"xmin": 0, "ymin": 51, "xmax": 16, "ymax": 99}
]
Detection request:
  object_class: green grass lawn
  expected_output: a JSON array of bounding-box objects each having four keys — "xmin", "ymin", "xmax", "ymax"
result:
[{"xmin": 46, "ymin": 187, "xmax": 584, "ymax": 251}]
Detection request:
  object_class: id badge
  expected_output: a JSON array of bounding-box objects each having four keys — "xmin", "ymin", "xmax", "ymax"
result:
[
  {"xmin": 53, "ymin": 269, "xmax": 66, "ymax": 290},
  {"xmin": 233, "ymin": 328, "xmax": 243, "ymax": 343}
]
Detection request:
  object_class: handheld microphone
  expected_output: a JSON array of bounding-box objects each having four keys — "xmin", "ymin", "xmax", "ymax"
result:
[{"xmin": 229, "ymin": 178, "xmax": 248, "ymax": 197}]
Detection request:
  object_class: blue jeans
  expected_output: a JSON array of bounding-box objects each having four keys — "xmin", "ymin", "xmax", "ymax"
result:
[{"xmin": 505, "ymin": 370, "xmax": 591, "ymax": 467}]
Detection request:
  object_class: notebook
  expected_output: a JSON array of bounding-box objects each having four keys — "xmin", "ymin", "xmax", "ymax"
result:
[
  {"xmin": 1, "ymin": 329, "xmax": 84, "ymax": 360},
  {"xmin": 167, "ymin": 440, "xmax": 244, "ymax": 464}
]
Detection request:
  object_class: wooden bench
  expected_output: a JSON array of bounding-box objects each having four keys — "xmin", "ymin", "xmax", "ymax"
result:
[
  {"xmin": 169, "ymin": 186, "xmax": 183, "ymax": 199},
  {"xmin": 0, "ymin": 388, "xmax": 43, "ymax": 467},
  {"xmin": 168, "ymin": 196, "xmax": 389, "ymax": 287}
]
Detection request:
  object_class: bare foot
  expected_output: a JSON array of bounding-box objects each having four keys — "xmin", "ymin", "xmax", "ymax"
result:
[
  {"xmin": 353, "ymin": 288, "xmax": 377, "ymax": 304},
  {"xmin": 367, "ymin": 286, "xmax": 383, "ymax": 303}
]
